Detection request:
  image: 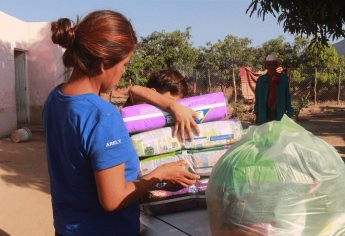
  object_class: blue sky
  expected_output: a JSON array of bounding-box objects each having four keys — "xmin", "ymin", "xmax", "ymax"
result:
[{"xmin": 0, "ymin": 0, "xmax": 299, "ymax": 47}]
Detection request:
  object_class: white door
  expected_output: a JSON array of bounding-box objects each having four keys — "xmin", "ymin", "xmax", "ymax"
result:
[{"xmin": 14, "ymin": 50, "xmax": 28, "ymax": 124}]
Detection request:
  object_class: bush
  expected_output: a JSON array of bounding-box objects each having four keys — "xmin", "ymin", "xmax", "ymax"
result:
[{"xmin": 292, "ymin": 95, "xmax": 310, "ymax": 120}]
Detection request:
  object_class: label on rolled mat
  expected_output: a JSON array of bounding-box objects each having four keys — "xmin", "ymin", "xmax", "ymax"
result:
[{"xmin": 165, "ymin": 108, "xmax": 213, "ymax": 125}]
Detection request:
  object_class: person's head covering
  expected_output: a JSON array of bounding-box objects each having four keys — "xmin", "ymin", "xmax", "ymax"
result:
[{"xmin": 263, "ymin": 54, "xmax": 281, "ymax": 65}]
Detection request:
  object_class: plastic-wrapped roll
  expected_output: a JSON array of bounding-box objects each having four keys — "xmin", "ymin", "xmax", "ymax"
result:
[
  {"xmin": 139, "ymin": 146, "xmax": 230, "ymax": 177},
  {"xmin": 183, "ymin": 120, "xmax": 242, "ymax": 150},
  {"xmin": 131, "ymin": 120, "xmax": 242, "ymax": 157},
  {"xmin": 139, "ymin": 151, "xmax": 191, "ymax": 177},
  {"xmin": 146, "ymin": 180, "xmax": 208, "ymax": 201},
  {"xmin": 189, "ymin": 146, "xmax": 230, "ymax": 176},
  {"xmin": 140, "ymin": 179, "xmax": 209, "ymax": 215},
  {"xmin": 131, "ymin": 127, "xmax": 182, "ymax": 157},
  {"xmin": 121, "ymin": 92, "xmax": 227, "ymax": 134}
]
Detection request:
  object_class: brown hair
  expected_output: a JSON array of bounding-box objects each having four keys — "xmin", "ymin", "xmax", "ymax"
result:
[
  {"xmin": 146, "ymin": 69, "xmax": 188, "ymax": 98},
  {"xmin": 51, "ymin": 10, "xmax": 137, "ymax": 76}
]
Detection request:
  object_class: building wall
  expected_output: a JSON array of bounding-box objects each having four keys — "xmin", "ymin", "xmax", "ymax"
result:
[{"xmin": 0, "ymin": 11, "xmax": 64, "ymax": 138}]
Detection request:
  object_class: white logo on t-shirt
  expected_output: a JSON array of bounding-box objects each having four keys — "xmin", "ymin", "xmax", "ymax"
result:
[{"xmin": 106, "ymin": 139, "xmax": 122, "ymax": 148}]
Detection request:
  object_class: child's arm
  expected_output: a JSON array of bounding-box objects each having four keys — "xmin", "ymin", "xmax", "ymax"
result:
[
  {"xmin": 127, "ymin": 85, "xmax": 158, "ymax": 106},
  {"xmin": 128, "ymin": 85, "xmax": 200, "ymax": 142}
]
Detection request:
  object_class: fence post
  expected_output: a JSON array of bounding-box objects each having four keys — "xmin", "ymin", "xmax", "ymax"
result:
[
  {"xmin": 314, "ymin": 67, "xmax": 317, "ymax": 105},
  {"xmin": 208, "ymin": 68, "xmax": 211, "ymax": 93},
  {"xmin": 338, "ymin": 67, "xmax": 342, "ymax": 105},
  {"xmin": 232, "ymin": 65, "xmax": 237, "ymax": 104},
  {"xmin": 194, "ymin": 70, "xmax": 198, "ymax": 96}
]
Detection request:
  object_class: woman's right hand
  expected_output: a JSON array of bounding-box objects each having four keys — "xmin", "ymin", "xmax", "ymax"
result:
[{"xmin": 153, "ymin": 160, "xmax": 200, "ymax": 187}]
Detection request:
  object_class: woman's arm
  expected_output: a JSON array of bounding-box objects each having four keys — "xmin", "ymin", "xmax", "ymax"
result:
[
  {"xmin": 128, "ymin": 85, "xmax": 200, "ymax": 142},
  {"xmin": 94, "ymin": 160, "xmax": 199, "ymax": 212}
]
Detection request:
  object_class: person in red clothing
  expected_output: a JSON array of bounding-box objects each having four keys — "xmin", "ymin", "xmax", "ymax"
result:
[{"xmin": 254, "ymin": 54, "xmax": 293, "ymax": 124}]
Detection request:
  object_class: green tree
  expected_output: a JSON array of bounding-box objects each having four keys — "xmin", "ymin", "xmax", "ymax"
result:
[
  {"xmin": 120, "ymin": 28, "xmax": 198, "ymax": 87},
  {"xmin": 138, "ymin": 28, "xmax": 198, "ymax": 76},
  {"xmin": 303, "ymin": 43, "xmax": 339, "ymax": 85},
  {"xmin": 253, "ymin": 36, "xmax": 293, "ymax": 70},
  {"xmin": 197, "ymin": 35, "xmax": 254, "ymax": 89},
  {"xmin": 246, "ymin": 0, "xmax": 345, "ymax": 45},
  {"xmin": 120, "ymin": 53, "xmax": 146, "ymax": 87}
]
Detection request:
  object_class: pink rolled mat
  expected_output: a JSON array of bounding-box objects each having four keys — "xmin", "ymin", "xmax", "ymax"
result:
[
  {"xmin": 121, "ymin": 92, "xmax": 228, "ymax": 133},
  {"xmin": 147, "ymin": 181, "xmax": 208, "ymax": 200}
]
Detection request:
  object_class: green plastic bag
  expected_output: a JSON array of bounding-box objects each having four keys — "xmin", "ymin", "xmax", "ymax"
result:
[{"xmin": 206, "ymin": 115, "xmax": 345, "ymax": 236}]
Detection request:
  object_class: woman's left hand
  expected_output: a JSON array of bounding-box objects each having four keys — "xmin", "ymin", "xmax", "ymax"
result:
[{"xmin": 168, "ymin": 102, "xmax": 200, "ymax": 143}]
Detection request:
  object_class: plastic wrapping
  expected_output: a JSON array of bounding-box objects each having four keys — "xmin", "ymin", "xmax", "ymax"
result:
[
  {"xmin": 139, "ymin": 146, "xmax": 229, "ymax": 177},
  {"xmin": 141, "ymin": 178, "xmax": 209, "ymax": 215},
  {"xmin": 131, "ymin": 119, "xmax": 242, "ymax": 157},
  {"xmin": 139, "ymin": 150, "xmax": 191, "ymax": 176},
  {"xmin": 206, "ymin": 115, "xmax": 345, "ymax": 236},
  {"xmin": 121, "ymin": 92, "xmax": 227, "ymax": 133}
]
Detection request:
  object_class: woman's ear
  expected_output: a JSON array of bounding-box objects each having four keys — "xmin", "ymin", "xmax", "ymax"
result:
[{"xmin": 100, "ymin": 63, "xmax": 106, "ymax": 73}]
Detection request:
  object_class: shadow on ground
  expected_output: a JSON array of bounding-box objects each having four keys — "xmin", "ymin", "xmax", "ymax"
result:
[
  {"xmin": 0, "ymin": 127, "xmax": 50, "ymax": 194},
  {"xmin": 0, "ymin": 228, "xmax": 10, "ymax": 236},
  {"xmin": 297, "ymin": 110, "xmax": 345, "ymax": 159}
]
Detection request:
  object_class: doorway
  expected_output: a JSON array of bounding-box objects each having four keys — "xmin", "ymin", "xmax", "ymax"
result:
[{"xmin": 14, "ymin": 50, "xmax": 28, "ymax": 124}]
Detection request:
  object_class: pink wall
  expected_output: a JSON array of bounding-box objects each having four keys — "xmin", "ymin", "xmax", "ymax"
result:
[{"xmin": 0, "ymin": 11, "xmax": 65, "ymax": 138}]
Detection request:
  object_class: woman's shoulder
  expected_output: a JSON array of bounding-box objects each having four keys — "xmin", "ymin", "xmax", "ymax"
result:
[{"xmin": 87, "ymin": 96, "xmax": 121, "ymax": 117}]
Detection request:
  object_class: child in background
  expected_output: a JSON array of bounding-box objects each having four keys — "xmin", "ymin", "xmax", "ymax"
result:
[
  {"xmin": 124, "ymin": 69, "xmax": 199, "ymax": 141},
  {"xmin": 124, "ymin": 69, "xmax": 188, "ymax": 105}
]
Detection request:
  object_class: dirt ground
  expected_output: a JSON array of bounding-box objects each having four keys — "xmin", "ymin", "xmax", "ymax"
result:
[
  {"xmin": 298, "ymin": 104, "xmax": 345, "ymax": 159},
  {"xmin": 0, "ymin": 105, "xmax": 344, "ymax": 236}
]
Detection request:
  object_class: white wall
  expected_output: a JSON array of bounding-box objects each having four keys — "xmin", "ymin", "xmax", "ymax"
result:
[{"xmin": 0, "ymin": 11, "xmax": 65, "ymax": 138}]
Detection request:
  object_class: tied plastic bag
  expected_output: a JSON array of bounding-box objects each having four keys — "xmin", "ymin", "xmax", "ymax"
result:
[{"xmin": 206, "ymin": 115, "xmax": 345, "ymax": 236}]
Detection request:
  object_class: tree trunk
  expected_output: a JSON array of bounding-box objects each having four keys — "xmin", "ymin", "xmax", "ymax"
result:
[
  {"xmin": 232, "ymin": 66, "xmax": 237, "ymax": 104},
  {"xmin": 208, "ymin": 68, "xmax": 211, "ymax": 93},
  {"xmin": 314, "ymin": 68, "xmax": 317, "ymax": 105},
  {"xmin": 338, "ymin": 67, "xmax": 342, "ymax": 105},
  {"xmin": 194, "ymin": 70, "xmax": 198, "ymax": 96}
]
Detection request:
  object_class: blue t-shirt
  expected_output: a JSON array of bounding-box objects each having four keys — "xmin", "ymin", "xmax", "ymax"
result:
[{"xmin": 43, "ymin": 86, "xmax": 140, "ymax": 236}]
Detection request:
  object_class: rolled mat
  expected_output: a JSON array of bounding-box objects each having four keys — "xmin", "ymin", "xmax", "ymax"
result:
[
  {"xmin": 121, "ymin": 92, "xmax": 227, "ymax": 133},
  {"xmin": 139, "ymin": 146, "xmax": 230, "ymax": 177},
  {"xmin": 140, "ymin": 178, "xmax": 209, "ymax": 215},
  {"xmin": 131, "ymin": 119, "xmax": 242, "ymax": 157}
]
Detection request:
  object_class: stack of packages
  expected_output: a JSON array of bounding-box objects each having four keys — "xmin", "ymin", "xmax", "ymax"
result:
[{"xmin": 121, "ymin": 92, "xmax": 243, "ymax": 215}]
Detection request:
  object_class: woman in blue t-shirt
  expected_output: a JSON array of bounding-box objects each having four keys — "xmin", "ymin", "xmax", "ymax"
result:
[{"xmin": 44, "ymin": 10, "xmax": 200, "ymax": 236}]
